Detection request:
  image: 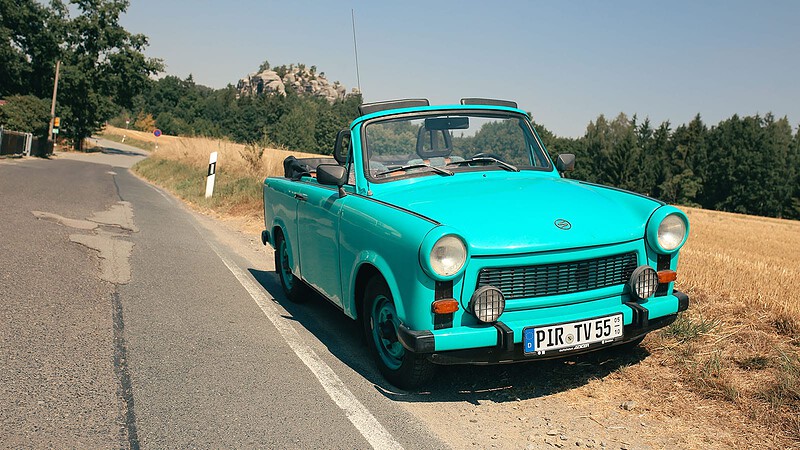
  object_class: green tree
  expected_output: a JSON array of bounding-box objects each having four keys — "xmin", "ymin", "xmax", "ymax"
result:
[
  {"xmin": 0, "ymin": 94, "xmax": 50, "ymax": 136},
  {"xmin": 639, "ymin": 114, "xmax": 707, "ymax": 206},
  {"xmin": 759, "ymin": 115, "xmax": 796, "ymax": 217},
  {"xmin": 314, "ymin": 108, "xmax": 340, "ymax": 154},
  {"xmin": 632, "ymin": 115, "xmax": 658, "ymax": 195},
  {"xmin": 0, "ymin": 0, "xmax": 62, "ymax": 98},
  {"xmin": 702, "ymin": 114, "xmax": 795, "ymax": 217},
  {"xmin": 57, "ymin": 0, "xmax": 163, "ymax": 149},
  {"xmin": 579, "ymin": 115, "xmax": 607, "ymax": 182},
  {"xmin": 790, "ymin": 128, "xmax": 800, "ymax": 219},
  {"xmin": 270, "ymin": 94, "xmax": 318, "ymax": 151},
  {"xmin": 646, "ymin": 121, "xmax": 675, "ymax": 200},
  {"xmin": 582, "ymin": 113, "xmax": 642, "ymax": 191}
]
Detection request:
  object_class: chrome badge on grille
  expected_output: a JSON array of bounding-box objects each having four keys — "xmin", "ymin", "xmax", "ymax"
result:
[{"xmin": 554, "ymin": 219, "xmax": 572, "ymax": 230}]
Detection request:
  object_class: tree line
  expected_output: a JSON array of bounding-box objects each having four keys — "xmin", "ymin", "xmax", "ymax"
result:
[
  {"xmin": 112, "ymin": 74, "xmax": 362, "ymax": 155},
  {"xmin": 536, "ymin": 113, "xmax": 800, "ymax": 219}
]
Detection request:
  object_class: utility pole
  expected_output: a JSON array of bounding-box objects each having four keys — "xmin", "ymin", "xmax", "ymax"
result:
[{"xmin": 47, "ymin": 60, "xmax": 61, "ymax": 141}]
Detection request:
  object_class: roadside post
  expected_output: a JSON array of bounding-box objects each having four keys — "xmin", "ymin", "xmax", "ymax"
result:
[
  {"xmin": 52, "ymin": 117, "xmax": 60, "ymax": 144},
  {"xmin": 23, "ymin": 133, "xmax": 32, "ymax": 156},
  {"xmin": 153, "ymin": 128, "xmax": 161, "ymax": 149},
  {"xmin": 123, "ymin": 119, "xmax": 129, "ymax": 142},
  {"xmin": 205, "ymin": 152, "xmax": 218, "ymax": 198}
]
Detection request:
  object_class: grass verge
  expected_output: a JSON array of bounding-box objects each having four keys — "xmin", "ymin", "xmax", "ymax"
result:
[
  {"xmin": 98, "ymin": 130, "xmax": 156, "ymax": 151},
  {"xmin": 133, "ymin": 156, "xmax": 263, "ymax": 221}
]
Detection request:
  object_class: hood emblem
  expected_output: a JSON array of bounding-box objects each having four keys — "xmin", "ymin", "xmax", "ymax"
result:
[{"xmin": 554, "ymin": 219, "xmax": 572, "ymax": 230}]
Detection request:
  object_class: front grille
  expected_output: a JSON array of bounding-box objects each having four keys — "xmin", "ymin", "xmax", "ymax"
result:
[{"xmin": 476, "ymin": 252, "xmax": 638, "ymax": 300}]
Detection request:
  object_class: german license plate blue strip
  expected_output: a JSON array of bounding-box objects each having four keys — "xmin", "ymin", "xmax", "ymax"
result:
[{"xmin": 523, "ymin": 313, "xmax": 624, "ymax": 356}]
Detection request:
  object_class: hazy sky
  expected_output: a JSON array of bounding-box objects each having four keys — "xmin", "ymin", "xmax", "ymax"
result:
[{"xmin": 120, "ymin": 0, "xmax": 800, "ymax": 137}]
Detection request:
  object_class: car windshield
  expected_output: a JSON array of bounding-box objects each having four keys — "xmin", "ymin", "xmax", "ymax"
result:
[{"xmin": 363, "ymin": 112, "xmax": 550, "ymax": 181}]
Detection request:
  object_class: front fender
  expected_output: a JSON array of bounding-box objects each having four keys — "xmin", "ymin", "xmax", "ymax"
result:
[
  {"xmin": 345, "ymin": 251, "xmax": 406, "ymax": 320},
  {"xmin": 337, "ymin": 193, "xmax": 442, "ymax": 329}
]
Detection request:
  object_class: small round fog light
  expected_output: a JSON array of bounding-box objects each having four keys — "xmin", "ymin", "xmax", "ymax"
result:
[
  {"xmin": 470, "ymin": 286, "xmax": 505, "ymax": 323},
  {"xmin": 628, "ymin": 266, "xmax": 659, "ymax": 301}
]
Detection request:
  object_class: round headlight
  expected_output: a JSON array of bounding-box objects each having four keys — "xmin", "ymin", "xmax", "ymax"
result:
[
  {"xmin": 657, "ymin": 214, "xmax": 687, "ymax": 251},
  {"xmin": 628, "ymin": 266, "xmax": 659, "ymax": 301},
  {"xmin": 470, "ymin": 286, "xmax": 505, "ymax": 323},
  {"xmin": 430, "ymin": 235, "xmax": 467, "ymax": 277}
]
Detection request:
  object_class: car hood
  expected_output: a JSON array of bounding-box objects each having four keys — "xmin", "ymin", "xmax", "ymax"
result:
[{"xmin": 374, "ymin": 173, "xmax": 662, "ymax": 255}]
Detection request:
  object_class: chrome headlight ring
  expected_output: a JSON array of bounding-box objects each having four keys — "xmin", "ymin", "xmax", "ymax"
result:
[
  {"xmin": 646, "ymin": 207, "xmax": 689, "ymax": 254},
  {"xmin": 419, "ymin": 227, "xmax": 469, "ymax": 281}
]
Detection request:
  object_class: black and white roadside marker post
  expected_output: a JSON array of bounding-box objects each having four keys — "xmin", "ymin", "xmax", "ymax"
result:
[{"xmin": 206, "ymin": 151, "xmax": 218, "ymax": 198}]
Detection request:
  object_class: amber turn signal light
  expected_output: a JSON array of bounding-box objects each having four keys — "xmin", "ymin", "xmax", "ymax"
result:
[
  {"xmin": 432, "ymin": 299, "xmax": 459, "ymax": 314},
  {"xmin": 657, "ymin": 270, "xmax": 677, "ymax": 283}
]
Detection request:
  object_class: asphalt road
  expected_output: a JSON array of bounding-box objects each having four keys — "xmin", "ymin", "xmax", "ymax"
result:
[{"xmin": 0, "ymin": 144, "xmax": 446, "ymax": 449}]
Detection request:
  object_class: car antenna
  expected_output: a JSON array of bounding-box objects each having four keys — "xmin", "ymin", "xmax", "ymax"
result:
[{"xmin": 351, "ymin": 9, "xmax": 362, "ymax": 96}]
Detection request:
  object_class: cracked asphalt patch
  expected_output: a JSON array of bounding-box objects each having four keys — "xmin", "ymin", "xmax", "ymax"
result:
[
  {"xmin": 69, "ymin": 234, "xmax": 134, "ymax": 284},
  {"xmin": 31, "ymin": 201, "xmax": 137, "ymax": 284},
  {"xmin": 30, "ymin": 195, "xmax": 141, "ymax": 447},
  {"xmin": 30, "ymin": 211, "xmax": 99, "ymax": 230},
  {"xmin": 88, "ymin": 201, "xmax": 139, "ymax": 233}
]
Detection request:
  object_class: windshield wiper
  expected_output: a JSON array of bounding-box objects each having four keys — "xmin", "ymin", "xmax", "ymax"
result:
[
  {"xmin": 446, "ymin": 157, "xmax": 520, "ymax": 172},
  {"xmin": 376, "ymin": 163, "xmax": 453, "ymax": 177}
]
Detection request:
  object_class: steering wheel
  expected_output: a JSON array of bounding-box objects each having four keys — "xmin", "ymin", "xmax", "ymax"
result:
[{"xmin": 472, "ymin": 152, "xmax": 506, "ymax": 162}]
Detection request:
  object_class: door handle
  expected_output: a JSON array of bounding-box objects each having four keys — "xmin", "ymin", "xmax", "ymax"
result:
[{"xmin": 294, "ymin": 193, "xmax": 308, "ymax": 201}]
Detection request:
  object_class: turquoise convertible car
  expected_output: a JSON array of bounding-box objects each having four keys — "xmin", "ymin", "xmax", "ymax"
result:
[{"xmin": 262, "ymin": 98, "xmax": 689, "ymax": 388}]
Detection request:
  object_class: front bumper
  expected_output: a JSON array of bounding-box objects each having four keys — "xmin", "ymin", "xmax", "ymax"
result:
[{"xmin": 398, "ymin": 290, "xmax": 689, "ymax": 365}]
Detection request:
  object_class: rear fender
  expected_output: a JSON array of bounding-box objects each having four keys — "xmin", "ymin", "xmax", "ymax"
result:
[
  {"xmin": 269, "ymin": 217, "xmax": 290, "ymax": 249},
  {"xmin": 272, "ymin": 220, "xmax": 300, "ymax": 276}
]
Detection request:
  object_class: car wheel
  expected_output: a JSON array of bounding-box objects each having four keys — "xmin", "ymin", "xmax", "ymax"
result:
[
  {"xmin": 362, "ymin": 276, "xmax": 435, "ymax": 389},
  {"xmin": 274, "ymin": 232, "xmax": 307, "ymax": 303}
]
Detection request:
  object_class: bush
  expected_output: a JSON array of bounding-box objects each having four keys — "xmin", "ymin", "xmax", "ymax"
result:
[{"xmin": 0, "ymin": 95, "xmax": 50, "ymax": 137}]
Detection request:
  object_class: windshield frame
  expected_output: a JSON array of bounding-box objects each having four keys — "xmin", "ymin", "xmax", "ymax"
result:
[{"xmin": 360, "ymin": 108, "xmax": 553, "ymax": 184}]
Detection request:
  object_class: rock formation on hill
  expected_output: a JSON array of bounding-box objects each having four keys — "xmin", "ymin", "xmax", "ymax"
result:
[{"xmin": 237, "ymin": 63, "xmax": 358, "ymax": 103}]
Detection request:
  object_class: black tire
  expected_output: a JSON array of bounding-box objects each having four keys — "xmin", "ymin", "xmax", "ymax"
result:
[
  {"xmin": 362, "ymin": 276, "xmax": 435, "ymax": 389},
  {"xmin": 274, "ymin": 232, "xmax": 308, "ymax": 303}
]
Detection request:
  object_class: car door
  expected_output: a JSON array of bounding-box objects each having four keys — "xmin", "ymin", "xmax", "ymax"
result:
[{"xmin": 296, "ymin": 182, "xmax": 344, "ymax": 307}]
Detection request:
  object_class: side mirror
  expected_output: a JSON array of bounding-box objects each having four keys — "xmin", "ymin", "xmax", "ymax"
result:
[
  {"xmin": 317, "ymin": 164, "xmax": 348, "ymax": 197},
  {"xmin": 333, "ymin": 129, "xmax": 350, "ymax": 165},
  {"xmin": 556, "ymin": 154, "xmax": 575, "ymax": 173}
]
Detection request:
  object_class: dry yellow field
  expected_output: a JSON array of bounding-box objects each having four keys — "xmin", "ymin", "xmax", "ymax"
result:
[
  {"xmin": 123, "ymin": 129, "xmax": 800, "ymax": 447},
  {"xmin": 645, "ymin": 207, "xmax": 800, "ymax": 445},
  {"xmin": 681, "ymin": 207, "xmax": 800, "ymax": 319},
  {"xmin": 103, "ymin": 125, "xmax": 319, "ymax": 178}
]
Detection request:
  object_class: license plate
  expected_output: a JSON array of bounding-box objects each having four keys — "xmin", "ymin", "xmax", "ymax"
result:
[{"xmin": 523, "ymin": 314, "xmax": 623, "ymax": 356}]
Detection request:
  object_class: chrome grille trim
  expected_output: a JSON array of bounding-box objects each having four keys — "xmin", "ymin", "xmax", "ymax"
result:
[{"xmin": 476, "ymin": 252, "xmax": 638, "ymax": 300}]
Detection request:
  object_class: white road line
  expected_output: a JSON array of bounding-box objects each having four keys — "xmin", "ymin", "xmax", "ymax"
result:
[
  {"xmin": 202, "ymin": 237, "xmax": 403, "ymax": 450},
  {"xmin": 146, "ymin": 184, "xmax": 175, "ymax": 203},
  {"xmin": 142, "ymin": 178, "xmax": 402, "ymax": 448}
]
